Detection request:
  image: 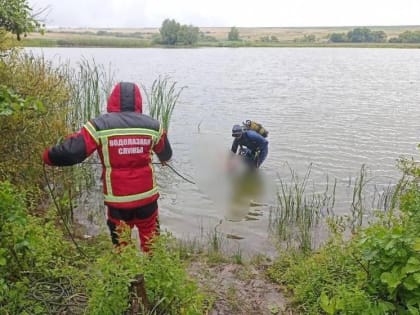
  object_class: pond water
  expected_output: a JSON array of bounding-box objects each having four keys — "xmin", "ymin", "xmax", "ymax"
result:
[{"xmin": 29, "ymin": 47, "xmax": 420, "ymax": 256}]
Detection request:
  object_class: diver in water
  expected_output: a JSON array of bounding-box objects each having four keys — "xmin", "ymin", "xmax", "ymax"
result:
[{"xmin": 230, "ymin": 124, "xmax": 268, "ymax": 169}]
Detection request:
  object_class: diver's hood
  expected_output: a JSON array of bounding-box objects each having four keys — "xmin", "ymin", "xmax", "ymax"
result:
[{"xmin": 107, "ymin": 82, "xmax": 142, "ymax": 113}]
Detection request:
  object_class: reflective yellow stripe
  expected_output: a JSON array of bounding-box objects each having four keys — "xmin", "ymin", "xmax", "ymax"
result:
[
  {"xmin": 104, "ymin": 186, "xmax": 158, "ymax": 203},
  {"xmin": 154, "ymin": 124, "xmax": 163, "ymax": 145},
  {"xmin": 101, "ymin": 137, "xmax": 113, "ymax": 194},
  {"xmin": 97, "ymin": 128, "xmax": 160, "ymax": 140},
  {"xmin": 84, "ymin": 121, "xmax": 99, "ymax": 144},
  {"xmin": 98, "ymin": 127, "xmax": 160, "ymax": 200}
]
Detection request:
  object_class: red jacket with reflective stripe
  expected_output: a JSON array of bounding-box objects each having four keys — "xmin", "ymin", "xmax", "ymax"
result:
[{"xmin": 43, "ymin": 82, "xmax": 172, "ymax": 209}]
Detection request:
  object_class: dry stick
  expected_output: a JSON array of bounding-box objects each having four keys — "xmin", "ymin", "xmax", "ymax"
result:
[
  {"xmin": 129, "ymin": 274, "xmax": 149, "ymax": 314},
  {"xmin": 164, "ymin": 163, "xmax": 196, "ymax": 185},
  {"xmin": 82, "ymin": 161, "xmax": 196, "ymax": 184}
]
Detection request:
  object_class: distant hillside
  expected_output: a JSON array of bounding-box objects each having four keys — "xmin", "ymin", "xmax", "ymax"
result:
[{"xmin": 23, "ymin": 25, "xmax": 420, "ymax": 48}]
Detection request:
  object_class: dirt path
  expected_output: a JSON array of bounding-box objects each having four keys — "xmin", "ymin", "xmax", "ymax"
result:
[{"xmin": 188, "ymin": 259, "xmax": 291, "ymax": 315}]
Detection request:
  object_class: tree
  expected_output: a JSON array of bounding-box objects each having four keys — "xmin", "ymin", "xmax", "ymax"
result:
[
  {"xmin": 371, "ymin": 30, "xmax": 387, "ymax": 42},
  {"xmin": 159, "ymin": 18, "xmax": 180, "ymax": 45},
  {"xmin": 159, "ymin": 19, "xmax": 200, "ymax": 45},
  {"xmin": 303, "ymin": 34, "xmax": 316, "ymax": 42},
  {"xmin": 0, "ymin": 0, "xmax": 43, "ymax": 40},
  {"xmin": 392, "ymin": 30, "xmax": 420, "ymax": 43},
  {"xmin": 347, "ymin": 28, "xmax": 369, "ymax": 42},
  {"xmin": 177, "ymin": 25, "xmax": 199, "ymax": 45},
  {"xmin": 329, "ymin": 32, "xmax": 347, "ymax": 42},
  {"xmin": 228, "ymin": 27, "xmax": 240, "ymax": 41},
  {"xmin": 346, "ymin": 28, "xmax": 387, "ymax": 43}
]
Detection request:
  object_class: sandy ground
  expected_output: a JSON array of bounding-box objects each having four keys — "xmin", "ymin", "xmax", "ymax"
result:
[{"xmin": 188, "ymin": 259, "xmax": 292, "ymax": 315}]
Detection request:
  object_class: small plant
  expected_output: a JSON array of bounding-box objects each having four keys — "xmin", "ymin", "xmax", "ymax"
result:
[
  {"xmin": 86, "ymin": 232, "xmax": 208, "ymax": 315},
  {"xmin": 231, "ymin": 245, "xmax": 243, "ymax": 265}
]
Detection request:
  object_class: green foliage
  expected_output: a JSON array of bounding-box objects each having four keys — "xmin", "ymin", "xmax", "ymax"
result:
[
  {"xmin": 347, "ymin": 28, "xmax": 387, "ymax": 43},
  {"xmin": 177, "ymin": 24, "xmax": 200, "ymax": 45},
  {"xmin": 356, "ymin": 182, "xmax": 420, "ymax": 312},
  {"xmin": 144, "ymin": 234, "xmax": 207, "ymax": 314},
  {"xmin": 1, "ymin": 181, "xmax": 207, "ymax": 314},
  {"xmin": 0, "ymin": 29, "xmax": 17, "ymax": 50},
  {"xmin": 268, "ymin": 241, "xmax": 368, "ymax": 314},
  {"xmin": 86, "ymin": 232, "xmax": 207, "ymax": 315},
  {"xmin": 268, "ymin": 157, "xmax": 420, "ymax": 314},
  {"xmin": 389, "ymin": 30, "xmax": 420, "ymax": 43},
  {"xmin": 85, "ymin": 234, "xmax": 138, "ymax": 314},
  {"xmin": 329, "ymin": 32, "xmax": 347, "ymax": 43},
  {"xmin": 329, "ymin": 27, "xmax": 387, "ymax": 43},
  {"xmin": 294, "ymin": 34, "xmax": 316, "ymax": 43},
  {"xmin": 65, "ymin": 56, "xmax": 115, "ymax": 130},
  {"xmin": 0, "ymin": 51, "xmax": 110, "ymax": 214},
  {"xmin": 0, "ymin": 181, "xmax": 87, "ymax": 314},
  {"xmin": 0, "ymin": 51, "xmax": 70, "ymax": 204},
  {"xmin": 260, "ymin": 35, "xmax": 279, "ymax": 43},
  {"xmin": 269, "ymin": 164, "xmax": 335, "ymax": 252},
  {"xmin": 159, "ymin": 18, "xmax": 181, "ymax": 45},
  {"xmin": 228, "ymin": 27, "xmax": 240, "ymax": 41},
  {"xmin": 0, "ymin": 181, "xmax": 29, "ymax": 276},
  {"xmin": 159, "ymin": 18, "xmax": 199, "ymax": 45},
  {"xmin": 0, "ymin": 84, "xmax": 44, "ymax": 115},
  {"xmin": 0, "ymin": 0, "xmax": 44, "ymax": 40},
  {"xmin": 144, "ymin": 76, "xmax": 185, "ymax": 132}
]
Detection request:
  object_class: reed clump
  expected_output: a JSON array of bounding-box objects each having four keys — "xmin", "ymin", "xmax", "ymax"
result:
[
  {"xmin": 270, "ymin": 163, "xmax": 404, "ymax": 253},
  {"xmin": 65, "ymin": 57, "xmax": 115, "ymax": 129},
  {"xmin": 269, "ymin": 164, "xmax": 336, "ymax": 252},
  {"xmin": 143, "ymin": 76, "xmax": 185, "ymax": 132}
]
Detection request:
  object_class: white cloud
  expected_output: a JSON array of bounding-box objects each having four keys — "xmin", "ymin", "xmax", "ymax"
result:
[{"xmin": 28, "ymin": 0, "xmax": 420, "ymax": 28}]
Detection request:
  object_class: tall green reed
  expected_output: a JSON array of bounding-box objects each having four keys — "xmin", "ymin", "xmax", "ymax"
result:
[
  {"xmin": 65, "ymin": 57, "xmax": 114, "ymax": 130},
  {"xmin": 349, "ymin": 164, "xmax": 404, "ymax": 233},
  {"xmin": 271, "ymin": 163, "xmax": 404, "ymax": 253},
  {"xmin": 58, "ymin": 58, "xmax": 114, "ymax": 226},
  {"xmin": 143, "ymin": 76, "xmax": 185, "ymax": 132},
  {"xmin": 269, "ymin": 164, "xmax": 336, "ymax": 253}
]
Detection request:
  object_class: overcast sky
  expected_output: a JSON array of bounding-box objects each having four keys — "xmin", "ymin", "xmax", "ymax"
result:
[{"xmin": 28, "ymin": 0, "xmax": 420, "ymax": 28}]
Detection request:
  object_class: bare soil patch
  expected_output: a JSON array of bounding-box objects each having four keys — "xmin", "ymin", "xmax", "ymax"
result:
[{"xmin": 187, "ymin": 259, "xmax": 292, "ymax": 315}]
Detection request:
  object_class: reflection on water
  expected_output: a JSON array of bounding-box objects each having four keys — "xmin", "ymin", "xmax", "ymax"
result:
[
  {"xmin": 191, "ymin": 133, "xmax": 273, "ymax": 223},
  {"xmin": 226, "ymin": 163, "xmax": 265, "ymax": 222}
]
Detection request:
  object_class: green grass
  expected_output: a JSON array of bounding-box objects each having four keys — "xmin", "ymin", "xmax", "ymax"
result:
[
  {"xmin": 22, "ymin": 36, "xmax": 420, "ymax": 48},
  {"xmin": 22, "ymin": 37, "xmax": 153, "ymax": 48}
]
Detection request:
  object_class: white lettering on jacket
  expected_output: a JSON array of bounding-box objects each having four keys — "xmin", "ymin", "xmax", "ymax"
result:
[
  {"xmin": 109, "ymin": 138, "xmax": 151, "ymax": 147},
  {"xmin": 118, "ymin": 147, "xmax": 144, "ymax": 155}
]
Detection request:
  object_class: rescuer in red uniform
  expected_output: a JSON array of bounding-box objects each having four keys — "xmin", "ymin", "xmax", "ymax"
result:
[{"xmin": 43, "ymin": 82, "xmax": 172, "ymax": 252}]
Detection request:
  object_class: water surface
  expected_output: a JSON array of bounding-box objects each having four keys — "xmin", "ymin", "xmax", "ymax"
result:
[{"xmin": 29, "ymin": 47, "xmax": 420, "ymax": 255}]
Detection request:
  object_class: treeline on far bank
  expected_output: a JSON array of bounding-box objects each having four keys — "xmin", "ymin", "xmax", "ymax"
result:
[
  {"xmin": 22, "ymin": 18, "xmax": 420, "ymax": 48},
  {"xmin": 329, "ymin": 27, "xmax": 420, "ymax": 43}
]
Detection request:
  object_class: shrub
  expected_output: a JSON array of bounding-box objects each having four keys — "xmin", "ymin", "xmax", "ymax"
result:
[
  {"xmin": 86, "ymin": 232, "xmax": 207, "ymax": 315},
  {"xmin": 0, "ymin": 181, "xmax": 85, "ymax": 314},
  {"xmin": 268, "ymin": 158, "xmax": 420, "ymax": 314},
  {"xmin": 0, "ymin": 52, "xmax": 70, "ymax": 206}
]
